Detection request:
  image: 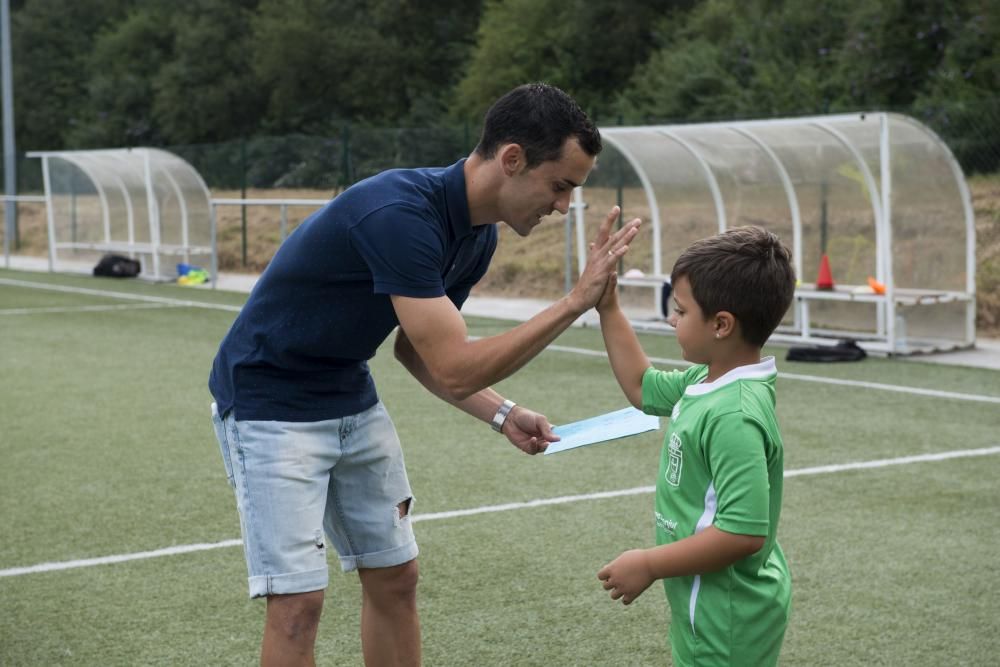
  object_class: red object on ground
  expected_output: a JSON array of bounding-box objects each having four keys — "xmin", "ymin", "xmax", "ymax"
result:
[{"xmin": 816, "ymin": 254, "xmax": 834, "ymax": 290}]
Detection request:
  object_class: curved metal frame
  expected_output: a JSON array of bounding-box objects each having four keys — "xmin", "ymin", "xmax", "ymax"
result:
[
  {"xmin": 51, "ymin": 155, "xmax": 113, "ymax": 246},
  {"xmin": 599, "ymin": 132, "xmax": 665, "ymax": 278},
  {"xmin": 595, "ymin": 112, "xmax": 974, "ymax": 353},
  {"xmin": 28, "ymin": 147, "xmax": 212, "ymax": 280},
  {"xmin": 729, "ymin": 127, "xmax": 804, "ymax": 274},
  {"xmin": 810, "ymin": 120, "xmax": 890, "ymax": 343},
  {"xmin": 655, "ymin": 128, "xmax": 727, "ymax": 233},
  {"xmin": 890, "ymin": 113, "xmax": 977, "ymax": 345},
  {"xmin": 91, "ymin": 153, "xmax": 137, "ymax": 248}
]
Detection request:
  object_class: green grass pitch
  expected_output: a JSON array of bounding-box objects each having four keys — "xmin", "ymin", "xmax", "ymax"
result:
[{"xmin": 1, "ymin": 268, "xmax": 999, "ymax": 665}]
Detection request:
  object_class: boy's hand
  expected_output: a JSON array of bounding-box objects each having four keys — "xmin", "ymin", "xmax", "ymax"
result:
[
  {"xmin": 597, "ymin": 549, "xmax": 656, "ymax": 605},
  {"xmin": 595, "ymin": 272, "xmax": 619, "ymax": 314},
  {"xmin": 567, "ymin": 206, "xmax": 640, "ymax": 313},
  {"xmin": 501, "ymin": 406, "xmax": 558, "ymax": 455}
]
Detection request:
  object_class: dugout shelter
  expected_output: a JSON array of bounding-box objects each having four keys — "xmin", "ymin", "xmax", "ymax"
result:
[
  {"xmin": 27, "ymin": 148, "xmax": 213, "ymax": 282},
  {"xmin": 575, "ymin": 112, "xmax": 976, "ymax": 354}
]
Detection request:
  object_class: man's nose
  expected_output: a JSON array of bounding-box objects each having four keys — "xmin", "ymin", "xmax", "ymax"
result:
[{"xmin": 553, "ymin": 192, "xmax": 572, "ymax": 215}]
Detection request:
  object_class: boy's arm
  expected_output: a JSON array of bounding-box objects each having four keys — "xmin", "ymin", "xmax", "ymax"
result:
[
  {"xmin": 597, "ymin": 526, "xmax": 765, "ymax": 605},
  {"xmin": 596, "ymin": 274, "xmax": 651, "ymax": 409}
]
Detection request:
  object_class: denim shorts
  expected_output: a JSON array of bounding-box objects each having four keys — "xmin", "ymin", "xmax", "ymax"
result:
[{"xmin": 210, "ymin": 401, "xmax": 418, "ymax": 599}]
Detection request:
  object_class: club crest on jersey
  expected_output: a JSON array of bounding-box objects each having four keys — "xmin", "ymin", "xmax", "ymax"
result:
[{"xmin": 665, "ymin": 432, "xmax": 683, "ymax": 486}]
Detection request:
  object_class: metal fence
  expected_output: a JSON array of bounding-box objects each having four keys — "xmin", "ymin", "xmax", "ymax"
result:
[{"xmin": 3, "ymin": 106, "xmax": 998, "ymax": 266}]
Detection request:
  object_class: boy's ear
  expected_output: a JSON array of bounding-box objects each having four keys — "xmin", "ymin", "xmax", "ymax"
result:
[{"xmin": 713, "ymin": 311, "xmax": 737, "ymax": 340}]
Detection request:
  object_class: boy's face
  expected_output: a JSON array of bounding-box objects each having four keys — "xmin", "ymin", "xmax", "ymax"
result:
[
  {"xmin": 497, "ymin": 138, "xmax": 595, "ymax": 237},
  {"xmin": 666, "ymin": 276, "xmax": 717, "ymax": 364}
]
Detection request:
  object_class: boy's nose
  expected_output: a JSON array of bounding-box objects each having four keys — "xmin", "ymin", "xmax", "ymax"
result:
[{"xmin": 666, "ymin": 313, "xmax": 678, "ymax": 328}]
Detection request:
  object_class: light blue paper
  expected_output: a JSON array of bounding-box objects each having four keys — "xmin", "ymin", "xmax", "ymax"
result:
[{"xmin": 544, "ymin": 407, "xmax": 660, "ymax": 455}]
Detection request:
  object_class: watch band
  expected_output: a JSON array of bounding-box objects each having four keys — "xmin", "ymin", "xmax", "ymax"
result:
[{"xmin": 490, "ymin": 399, "xmax": 517, "ymax": 433}]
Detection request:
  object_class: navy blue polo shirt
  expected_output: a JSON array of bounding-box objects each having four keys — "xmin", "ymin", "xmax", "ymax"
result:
[{"xmin": 209, "ymin": 159, "xmax": 497, "ymax": 422}]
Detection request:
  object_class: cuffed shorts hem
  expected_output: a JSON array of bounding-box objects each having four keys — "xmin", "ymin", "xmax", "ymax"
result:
[
  {"xmin": 248, "ymin": 567, "xmax": 329, "ymax": 599},
  {"xmin": 339, "ymin": 542, "xmax": 419, "ymax": 573}
]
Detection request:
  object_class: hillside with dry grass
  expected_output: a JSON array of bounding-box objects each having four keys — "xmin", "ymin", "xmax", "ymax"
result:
[{"xmin": 5, "ymin": 177, "xmax": 999, "ymax": 337}]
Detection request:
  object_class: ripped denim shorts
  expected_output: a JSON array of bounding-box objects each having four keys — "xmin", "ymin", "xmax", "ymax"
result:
[{"xmin": 211, "ymin": 400, "xmax": 418, "ymax": 598}]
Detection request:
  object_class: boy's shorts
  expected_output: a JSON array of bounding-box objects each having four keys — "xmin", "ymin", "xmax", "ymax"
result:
[{"xmin": 210, "ymin": 401, "xmax": 418, "ymax": 599}]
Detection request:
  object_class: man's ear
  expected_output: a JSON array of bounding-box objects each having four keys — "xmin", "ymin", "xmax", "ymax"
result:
[
  {"xmin": 498, "ymin": 143, "xmax": 525, "ymax": 177},
  {"xmin": 714, "ymin": 311, "xmax": 737, "ymax": 340}
]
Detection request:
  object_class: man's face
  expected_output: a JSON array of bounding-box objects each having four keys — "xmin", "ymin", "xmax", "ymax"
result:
[{"xmin": 499, "ymin": 138, "xmax": 596, "ymax": 237}]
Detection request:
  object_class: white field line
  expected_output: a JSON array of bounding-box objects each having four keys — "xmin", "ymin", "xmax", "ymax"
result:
[
  {"xmin": 4, "ymin": 277, "xmax": 998, "ymax": 405},
  {"xmin": 545, "ymin": 343, "xmax": 1000, "ymax": 406},
  {"xmin": 2, "ymin": 445, "xmax": 998, "ymax": 579},
  {"xmin": 0, "ymin": 277, "xmax": 242, "ymax": 312},
  {"xmin": 0, "ymin": 302, "xmax": 178, "ymax": 316}
]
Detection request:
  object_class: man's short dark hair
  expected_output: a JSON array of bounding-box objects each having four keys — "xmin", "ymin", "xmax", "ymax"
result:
[
  {"xmin": 671, "ymin": 226, "xmax": 796, "ymax": 348},
  {"xmin": 474, "ymin": 83, "xmax": 602, "ymax": 168}
]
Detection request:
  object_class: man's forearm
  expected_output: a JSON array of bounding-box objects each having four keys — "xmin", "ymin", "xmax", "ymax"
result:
[
  {"xmin": 419, "ymin": 293, "xmax": 587, "ymax": 400},
  {"xmin": 395, "ymin": 330, "xmax": 505, "ymax": 423}
]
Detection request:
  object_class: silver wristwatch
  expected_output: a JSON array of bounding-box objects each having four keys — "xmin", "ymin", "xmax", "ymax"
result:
[{"xmin": 490, "ymin": 399, "xmax": 517, "ymax": 433}]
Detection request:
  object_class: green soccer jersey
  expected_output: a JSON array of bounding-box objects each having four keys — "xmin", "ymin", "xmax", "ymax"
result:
[{"xmin": 641, "ymin": 357, "xmax": 791, "ymax": 667}]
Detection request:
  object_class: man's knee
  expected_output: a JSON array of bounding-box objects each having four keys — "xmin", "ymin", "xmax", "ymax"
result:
[
  {"xmin": 265, "ymin": 590, "xmax": 325, "ymax": 640},
  {"xmin": 360, "ymin": 559, "xmax": 419, "ymax": 606}
]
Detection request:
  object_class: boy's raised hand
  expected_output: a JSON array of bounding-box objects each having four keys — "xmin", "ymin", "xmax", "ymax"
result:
[
  {"xmin": 595, "ymin": 271, "xmax": 619, "ymax": 314},
  {"xmin": 598, "ymin": 549, "xmax": 656, "ymax": 605},
  {"xmin": 568, "ymin": 206, "xmax": 640, "ymax": 312}
]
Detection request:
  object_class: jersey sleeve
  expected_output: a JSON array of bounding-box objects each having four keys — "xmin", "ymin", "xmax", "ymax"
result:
[
  {"xmin": 348, "ymin": 204, "xmax": 447, "ymax": 298},
  {"xmin": 641, "ymin": 365, "xmax": 706, "ymax": 416},
  {"xmin": 703, "ymin": 412, "xmax": 771, "ymax": 537}
]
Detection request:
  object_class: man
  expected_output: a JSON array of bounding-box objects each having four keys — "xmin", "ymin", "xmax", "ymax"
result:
[{"xmin": 209, "ymin": 83, "xmax": 640, "ymax": 666}]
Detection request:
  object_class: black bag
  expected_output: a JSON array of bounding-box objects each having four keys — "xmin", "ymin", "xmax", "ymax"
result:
[
  {"xmin": 786, "ymin": 339, "xmax": 867, "ymax": 363},
  {"xmin": 93, "ymin": 253, "xmax": 141, "ymax": 278}
]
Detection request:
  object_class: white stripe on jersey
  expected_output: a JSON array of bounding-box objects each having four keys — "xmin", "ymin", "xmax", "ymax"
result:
[{"xmin": 689, "ymin": 482, "xmax": 718, "ymax": 635}]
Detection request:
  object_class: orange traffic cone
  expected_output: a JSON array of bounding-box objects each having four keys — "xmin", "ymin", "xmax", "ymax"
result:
[{"xmin": 816, "ymin": 254, "xmax": 834, "ymax": 290}]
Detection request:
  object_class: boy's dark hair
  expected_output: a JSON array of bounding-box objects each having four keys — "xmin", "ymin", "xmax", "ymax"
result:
[
  {"xmin": 474, "ymin": 83, "xmax": 602, "ymax": 168},
  {"xmin": 671, "ymin": 226, "xmax": 796, "ymax": 347}
]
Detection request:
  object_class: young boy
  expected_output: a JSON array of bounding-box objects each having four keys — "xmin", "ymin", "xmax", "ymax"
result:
[{"xmin": 596, "ymin": 226, "xmax": 796, "ymax": 666}]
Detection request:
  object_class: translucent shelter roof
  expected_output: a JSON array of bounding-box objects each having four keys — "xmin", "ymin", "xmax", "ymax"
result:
[
  {"xmin": 26, "ymin": 148, "xmax": 212, "ymax": 281},
  {"xmin": 576, "ymin": 112, "xmax": 976, "ymax": 354}
]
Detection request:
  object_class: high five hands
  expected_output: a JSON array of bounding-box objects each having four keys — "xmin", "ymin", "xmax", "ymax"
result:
[{"xmin": 569, "ymin": 206, "xmax": 640, "ymax": 312}]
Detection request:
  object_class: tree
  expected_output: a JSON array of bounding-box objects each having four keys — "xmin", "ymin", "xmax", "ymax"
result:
[
  {"xmin": 912, "ymin": 0, "xmax": 1000, "ymax": 173},
  {"xmin": 618, "ymin": 0, "xmax": 859, "ymax": 122},
  {"xmin": 152, "ymin": 0, "xmax": 265, "ymax": 143},
  {"xmin": 66, "ymin": 4, "xmax": 174, "ymax": 147},
  {"xmin": 11, "ymin": 0, "xmax": 133, "ymax": 150},
  {"xmin": 252, "ymin": 0, "xmax": 481, "ymax": 132},
  {"xmin": 454, "ymin": 0, "xmax": 684, "ymax": 122}
]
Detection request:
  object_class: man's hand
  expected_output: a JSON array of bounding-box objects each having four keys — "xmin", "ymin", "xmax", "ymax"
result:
[
  {"xmin": 569, "ymin": 206, "xmax": 641, "ymax": 313},
  {"xmin": 597, "ymin": 549, "xmax": 656, "ymax": 605},
  {"xmin": 502, "ymin": 406, "xmax": 559, "ymax": 455}
]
